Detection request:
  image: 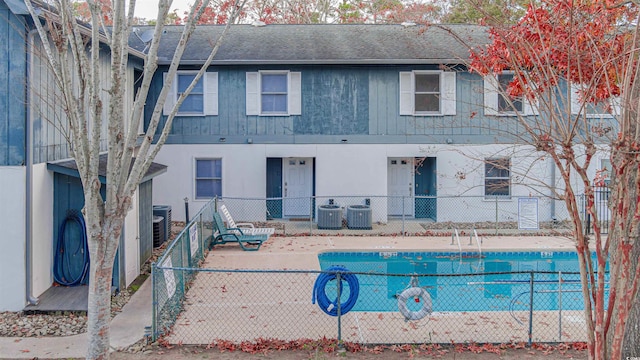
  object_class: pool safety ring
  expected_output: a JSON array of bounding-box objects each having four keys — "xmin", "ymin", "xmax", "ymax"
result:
[
  {"xmin": 312, "ymin": 265, "xmax": 359, "ymax": 316},
  {"xmin": 397, "ymin": 277, "xmax": 432, "ymax": 321}
]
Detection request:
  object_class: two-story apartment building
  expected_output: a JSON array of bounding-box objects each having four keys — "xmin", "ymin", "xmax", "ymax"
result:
[
  {"xmin": 139, "ymin": 24, "xmax": 605, "ymax": 225},
  {"xmin": 0, "ymin": 10, "xmax": 611, "ymax": 311}
]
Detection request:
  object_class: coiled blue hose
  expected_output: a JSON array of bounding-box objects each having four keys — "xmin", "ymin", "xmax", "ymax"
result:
[
  {"xmin": 53, "ymin": 212, "xmax": 90, "ymax": 286},
  {"xmin": 312, "ymin": 265, "xmax": 359, "ymax": 316}
]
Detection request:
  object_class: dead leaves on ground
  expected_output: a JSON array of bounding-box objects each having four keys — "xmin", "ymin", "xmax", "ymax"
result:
[{"xmin": 157, "ymin": 335, "xmax": 587, "ymax": 357}]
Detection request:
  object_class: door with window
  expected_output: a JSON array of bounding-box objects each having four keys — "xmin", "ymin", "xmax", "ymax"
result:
[
  {"xmin": 283, "ymin": 158, "xmax": 313, "ymax": 217},
  {"xmin": 388, "ymin": 158, "xmax": 414, "ymax": 217}
]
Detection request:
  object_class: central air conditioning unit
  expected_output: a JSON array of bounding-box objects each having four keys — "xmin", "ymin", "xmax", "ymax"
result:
[
  {"xmin": 317, "ymin": 205, "xmax": 343, "ymax": 229},
  {"xmin": 347, "ymin": 205, "xmax": 372, "ymax": 229},
  {"xmin": 153, "ymin": 205, "xmax": 172, "ymax": 242},
  {"xmin": 153, "ymin": 215, "xmax": 166, "ymax": 247}
]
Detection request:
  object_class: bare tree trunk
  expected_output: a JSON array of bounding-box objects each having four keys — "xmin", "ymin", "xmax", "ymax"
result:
[
  {"xmin": 86, "ymin": 253, "xmax": 114, "ymax": 360},
  {"xmin": 621, "ymin": 243, "xmax": 640, "ymax": 359}
]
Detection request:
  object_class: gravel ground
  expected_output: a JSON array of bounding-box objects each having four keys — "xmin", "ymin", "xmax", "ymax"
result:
[
  {"xmin": 0, "ymin": 224, "xmax": 180, "ymax": 339},
  {"xmin": 0, "ymin": 279, "xmax": 139, "ymax": 338}
]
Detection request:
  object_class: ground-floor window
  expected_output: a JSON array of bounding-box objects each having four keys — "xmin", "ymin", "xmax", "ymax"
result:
[
  {"xmin": 485, "ymin": 157, "xmax": 510, "ymax": 198},
  {"xmin": 195, "ymin": 158, "xmax": 222, "ymax": 199}
]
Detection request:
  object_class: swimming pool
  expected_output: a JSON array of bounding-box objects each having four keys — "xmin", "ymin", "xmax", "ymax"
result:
[{"xmin": 318, "ymin": 251, "xmax": 607, "ymax": 313}]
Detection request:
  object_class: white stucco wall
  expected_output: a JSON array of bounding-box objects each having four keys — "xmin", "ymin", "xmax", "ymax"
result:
[
  {"xmin": 0, "ymin": 167, "xmax": 27, "ymax": 311},
  {"xmin": 124, "ymin": 189, "xmax": 139, "ymax": 287},
  {"xmin": 151, "ymin": 143, "xmax": 608, "ymax": 224},
  {"xmin": 31, "ymin": 164, "xmax": 54, "ymax": 298}
]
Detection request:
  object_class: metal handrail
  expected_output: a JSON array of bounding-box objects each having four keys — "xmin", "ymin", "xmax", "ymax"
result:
[
  {"xmin": 470, "ymin": 229, "xmax": 482, "ymax": 255},
  {"xmin": 451, "ymin": 229, "xmax": 462, "ymax": 260}
]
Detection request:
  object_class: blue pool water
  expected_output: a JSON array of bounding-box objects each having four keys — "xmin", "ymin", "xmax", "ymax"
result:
[{"xmin": 318, "ymin": 251, "xmax": 607, "ymax": 313}]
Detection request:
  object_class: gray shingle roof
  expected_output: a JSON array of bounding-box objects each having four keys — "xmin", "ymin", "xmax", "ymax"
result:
[{"xmin": 130, "ymin": 24, "xmax": 488, "ymax": 65}]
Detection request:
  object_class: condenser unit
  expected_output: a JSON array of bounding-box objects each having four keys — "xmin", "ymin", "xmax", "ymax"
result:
[
  {"xmin": 317, "ymin": 205, "xmax": 342, "ymax": 229},
  {"xmin": 347, "ymin": 205, "xmax": 372, "ymax": 230},
  {"xmin": 153, "ymin": 205, "xmax": 172, "ymax": 242},
  {"xmin": 152, "ymin": 215, "xmax": 166, "ymax": 247}
]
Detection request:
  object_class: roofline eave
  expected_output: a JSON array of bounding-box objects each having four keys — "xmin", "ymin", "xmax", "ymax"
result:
[{"xmin": 156, "ymin": 58, "xmax": 470, "ymax": 66}]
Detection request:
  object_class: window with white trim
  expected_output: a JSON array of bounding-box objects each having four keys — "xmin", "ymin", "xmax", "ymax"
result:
[
  {"xmin": 484, "ymin": 72, "xmax": 534, "ymax": 116},
  {"xmin": 570, "ymin": 84, "xmax": 621, "ymax": 119},
  {"xmin": 195, "ymin": 159, "xmax": 222, "ymax": 199},
  {"xmin": 485, "ymin": 157, "xmax": 511, "ymax": 198},
  {"xmin": 497, "ymin": 74, "xmax": 523, "ymax": 112},
  {"xmin": 246, "ymin": 71, "xmax": 302, "ymax": 116},
  {"xmin": 399, "ymin": 71, "xmax": 457, "ymax": 115},
  {"xmin": 163, "ymin": 71, "xmax": 218, "ymax": 116}
]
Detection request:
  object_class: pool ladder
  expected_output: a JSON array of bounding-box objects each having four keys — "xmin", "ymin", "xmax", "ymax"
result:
[
  {"xmin": 469, "ymin": 228, "xmax": 482, "ymax": 255},
  {"xmin": 451, "ymin": 229, "xmax": 462, "ymax": 260},
  {"xmin": 451, "ymin": 228, "xmax": 483, "ymax": 257}
]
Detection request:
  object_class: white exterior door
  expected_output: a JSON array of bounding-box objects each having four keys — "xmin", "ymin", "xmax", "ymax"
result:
[
  {"xmin": 388, "ymin": 158, "xmax": 414, "ymax": 217},
  {"xmin": 284, "ymin": 158, "xmax": 313, "ymax": 217}
]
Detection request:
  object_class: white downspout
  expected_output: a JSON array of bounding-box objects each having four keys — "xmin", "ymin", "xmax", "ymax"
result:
[{"xmin": 25, "ymin": 28, "xmax": 39, "ymax": 306}]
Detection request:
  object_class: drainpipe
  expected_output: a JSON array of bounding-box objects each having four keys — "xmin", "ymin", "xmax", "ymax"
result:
[
  {"xmin": 550, "ymin": 156, "xmax": 556, "ymax": 221},
  {"xmin": 25, "ymin": 28, "xmax": 39, "ymax": 306}
]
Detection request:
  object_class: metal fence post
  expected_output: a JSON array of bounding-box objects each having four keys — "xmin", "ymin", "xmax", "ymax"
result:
[
  {"xmin": 151, "ymin": 262, "xmax": 158, "ymax": 341},
  {"xmin": 528, "ymin": 271, "xmax": 534, "ymax": 347},
  {"xmin": 310, "ymin": 196, "xmax": 314, "ymax": 235},
  {"xmin": 401, "ymin": 196, "xmax": 405, "ymax": 236},
  {"xmin": 336, "ymin": 271, "xmax": 343, "ymax": 350},
  {"xmin": 180, "ymin": 239, "xmax": 186, "ymax": 297},
  {"xmin": 558, "ymin": 271, "xmax": 563, "ymax": 341},
  {"xmin": 198, "ymin": 212, "xmax": 204, "ymax": 262},
  {"xmin": 495, "ymin": 196, "xmax": 499, "ymax": 235}
]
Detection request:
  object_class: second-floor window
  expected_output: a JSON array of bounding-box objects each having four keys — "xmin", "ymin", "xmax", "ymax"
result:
[
  {"xmin": 485, "ymin": 157, "xmax": 511, "ymax": 198},
  {"xmin": 484, "ymin": 72, "xmax": 535, "ymax": 116},
  {"xmin": 177, "ymin": 73, "xmax": 203, "ymax": 113},
  {"xmin": 497, "ymin": 74, "xmax": 523, "ymax": 113},
  {"xmin": 571, "ymin": 83, "xmax": 621, "ymax": 119},
  {"xmin": 261, "ymin": 73, "xmax": 288, "ymax": 114},
  {"xmin": 163, "ymin": 71, "xmax": 218, "ymax": 116},
  {"xmin": 399, "ymin": 71, "xmax": 457, "ymax": 116},
  {"xmin": 246, "ymin": 71, "xmax": 302, "ymax": 116}
]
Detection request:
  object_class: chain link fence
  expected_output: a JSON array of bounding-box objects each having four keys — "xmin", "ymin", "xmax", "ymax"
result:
[
  {"xmin": 218, "ymin": 194, "xmax": 589, "ymax": 236},
  {"xmin": 153, "ymin": 265, "xmax": 592, "ymax": 345},
  {"xmin": 152, "ymin": 195, "xmax": 605, "ymax": 346}
]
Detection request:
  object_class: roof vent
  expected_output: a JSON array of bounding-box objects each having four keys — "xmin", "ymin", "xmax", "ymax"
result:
[
  {"xmin": 251, "ymin": 20, "xmax": 266, "ymax": 27},
  {"xmin": 401, "ymin": 22, "xmax": 417, "ymax": 27}
]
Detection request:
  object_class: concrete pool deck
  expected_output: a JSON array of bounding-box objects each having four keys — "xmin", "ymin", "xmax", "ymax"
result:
[{"xmin": 160, "ymin": 235, "xmax": 589, "ymax": 345}]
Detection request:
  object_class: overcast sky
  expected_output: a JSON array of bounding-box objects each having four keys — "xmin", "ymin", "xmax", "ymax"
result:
[{"xmin": 134, "ymin": 0, "xmax": 192, "ymax": 20}]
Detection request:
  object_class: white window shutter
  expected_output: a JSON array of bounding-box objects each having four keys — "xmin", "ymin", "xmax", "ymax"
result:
[
  {"xmin": 524, "ymin": 98, "xmax": 539, "ymax": 115},
  {"xmin": 609, "ymin": 96, "xmax": 622, "ymax": 117},
  {"xmin": 441, "ymin": 72, "xmax": 457, "ymax": 115},
  {"xmin": 288, "ymin": 72, "xmax": 302, "ymax": 115},
  {"xmin": 204, "ymin": 72, "xmax": 218, "ymax": 115},
  {"xmin": 163, "ymin": 72, "xmax": 177, "ymax": 116},
  {"xmin": 399, "ymin": 72, "xmax": 413, "ymax": 115},
  {"xmin": 570, "ymin": 83, "xmax": 581, "ymax": 115},
  {"xmin": 484, "ymin": 74, "xmax": 499, "ymax": 116},
  {"xmin": 246, "ymin": 72, "xmax": 259, "ymax": 115}
]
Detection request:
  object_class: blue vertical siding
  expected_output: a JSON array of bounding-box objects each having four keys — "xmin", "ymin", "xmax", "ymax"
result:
[
  {"xmin": 148, "ymin": 65, "xmax": 505, "ymax": 144},
  {"xmin": 299, "ymin": 66, "xmax": 368, "ymax": 135},
  {"xmin": 0, "ymin": 1, "xmax": 26, "ymax": 165}
]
